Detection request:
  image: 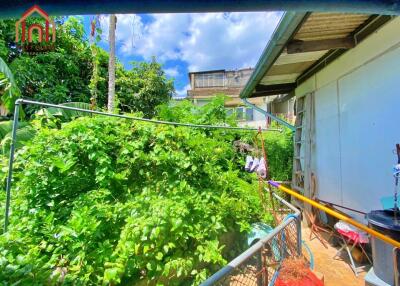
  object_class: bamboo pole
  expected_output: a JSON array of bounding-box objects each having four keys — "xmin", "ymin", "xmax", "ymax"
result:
[{"xmin": 268, "ymin": 180, "xmax": 400, "ymax": 248}]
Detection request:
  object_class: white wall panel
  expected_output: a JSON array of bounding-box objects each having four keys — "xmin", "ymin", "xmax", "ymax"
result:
[
  {"xmin": 338, "ymin": 46, "xmax": 400, "ymax": 213},
  {"xmin": 314, "ymin": 82, "xmax": 343, "ymax": 205},
  {"xmin": 295, "ymin": 18, "xmax": 400, "ymax": 216}
]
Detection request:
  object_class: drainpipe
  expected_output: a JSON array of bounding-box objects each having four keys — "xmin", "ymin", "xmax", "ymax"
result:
[{"xmin": 242, "ymin": 98, "xmax": 295, "ymax": 131}]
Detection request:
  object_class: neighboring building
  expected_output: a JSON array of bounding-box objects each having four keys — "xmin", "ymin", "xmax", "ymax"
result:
[
  {"xmin": 266, "ymin": 94, "xmax": 296, "ymax": 124},
  {"xmin": 187, "ymin": 68, "xmax": 293, "ymax": 127},
  {"xmin": 240, "ymin": 12, "xmax": 397, "ymax": 221}
]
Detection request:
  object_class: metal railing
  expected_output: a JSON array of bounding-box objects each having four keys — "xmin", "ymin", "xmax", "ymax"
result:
[{"xmin": 201, "ymin": 191, "xmax": 302, "ymax": 286}]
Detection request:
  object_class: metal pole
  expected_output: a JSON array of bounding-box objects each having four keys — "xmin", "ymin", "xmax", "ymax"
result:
[
  {"xmin": 201, "ymin": 192, "xmax": 298, "ymax": 286},
  {"xmin": 200, "ymin": 217, "xmax": 295, "ymax": 286},
  {"xmin": 394, "ymin": 247, "xmax": 399, "ymax": 286},
  {"xmin": 268, "ymin": 180, "xmax": 400, "ymax": 248},
  {"xmin": 296, "ymin": 215, "xmax": 302, "ymax": 256},
  {"xmin": 4, "ymin": 101, "xmax": 20, "ymax": 232},
  {"xmin": 241, "ymin": 98, "xmax": 295, "ymax": 131},
  {"xmin": 269, "ymin": 190, "xmax": 302, "ymax": 255}
]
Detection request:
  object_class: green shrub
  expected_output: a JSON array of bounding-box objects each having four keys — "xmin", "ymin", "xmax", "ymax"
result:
[
  {"xmin": 263, "ymin": 128, "xmax": 293, "ymax": 181},
  {"xmin": 0, "ymin": 98, "xmax": 293, "ymax": 285},
  {"xmin": 0, "ymin": 114, "xmax": 263, "ymax": 285}
]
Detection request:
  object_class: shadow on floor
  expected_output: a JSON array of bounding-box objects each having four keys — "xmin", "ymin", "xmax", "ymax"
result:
[{"xmin": 302, "ymin": 225, "xmax": 371, "ymax": 286}]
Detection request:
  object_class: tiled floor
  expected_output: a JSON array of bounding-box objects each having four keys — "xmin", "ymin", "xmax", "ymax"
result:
[{"xmin": 302, "ymin": 225, "xmax": 370, "ymax": 286}]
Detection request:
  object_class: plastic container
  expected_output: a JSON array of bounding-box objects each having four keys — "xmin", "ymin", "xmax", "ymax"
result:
[{"xmin": 367, "ymin": 209, "xmax": 400, "ymax": 285}]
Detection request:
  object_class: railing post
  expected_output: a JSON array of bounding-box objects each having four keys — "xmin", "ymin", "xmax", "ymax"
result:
[
  {"xmin": 394, "ymin": 247, "xmax": 399, "ymax": 286},
  {"xmin": 257, "ymin": 250, "xmax": 263, "ymax": 286},
  {"xmin": 296, "ymin": 215, "xmax": 302, "ymax": 256},
  {"xmin": 4, "ymin": 100, "xmax": 20, "ymax": 233}
]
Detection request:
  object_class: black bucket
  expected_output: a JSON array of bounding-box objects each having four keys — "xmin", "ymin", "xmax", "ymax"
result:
[{"xmin": 367, "ymin": 209, "xmax": 400, "ymax": 285}]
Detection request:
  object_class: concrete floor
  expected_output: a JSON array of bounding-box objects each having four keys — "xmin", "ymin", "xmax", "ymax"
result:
[{"xmin": 302, "ymin": 226, "xmax": 370, "ymax": 286}]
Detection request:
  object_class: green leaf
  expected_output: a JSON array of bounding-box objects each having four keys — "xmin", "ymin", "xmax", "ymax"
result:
[{"xmin": 155, "ymin": 252, "xmax": 163, "ymax": 261}]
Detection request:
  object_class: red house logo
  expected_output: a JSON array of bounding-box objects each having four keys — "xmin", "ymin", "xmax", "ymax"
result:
[{"xmin": 15, "ymin": 5, "xmax": 56, "ymax": 52}]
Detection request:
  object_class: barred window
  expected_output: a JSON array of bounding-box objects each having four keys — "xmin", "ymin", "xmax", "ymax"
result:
[{"xmin": 194, "ymin": 72, "xmax": 225, "ymax": 88}]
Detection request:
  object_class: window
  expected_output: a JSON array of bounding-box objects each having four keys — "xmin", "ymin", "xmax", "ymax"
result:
[
  {"xmin": 246, "ymin": 108, "xmax": 253, "ymax": 121},
  {"xmin": 195, "ymin": 99, "xmax": 211, "ymax": 106},
  {"xmin": 226, "ymin": 107, "xmax": 253, "ymax": 121},
  {"xmin": 226, "ymin": 108, "xmax": 234, "ymax": 116},
  {"xmin": 194, "ymin": 72, "xmax": 225, "ymax": 88}
]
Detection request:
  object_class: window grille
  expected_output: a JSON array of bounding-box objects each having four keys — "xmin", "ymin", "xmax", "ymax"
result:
[{"xmin": 194, "ymin": 72, "xmax": 225, "ymax": 88}]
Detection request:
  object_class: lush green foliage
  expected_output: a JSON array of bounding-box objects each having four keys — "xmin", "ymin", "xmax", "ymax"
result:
[
  {"xmin": 116, "ymin": 60, "xmax": 174, "ymax": 118},
  {"xmin": 0, "ymin": 99, "xmax": 267, "ymax": 285},
  {"xmin": 263, "ymin": 129, "xmax": 293, "ymax": 181},
  {"xmin": 0, "ymin": 15, "xmax": 293, "ymax": 284},
  {"xmin": 157, "ymin": 96, "xmax": 235, "ymax": 126},
  {"xmin": 0, "ymin": 17, "xmax": 174, "ymax": 116},
  {"xmin": 158, "ymin": 98, "xmax": 293, "ymax": 181},
  {"xmin": 0, "ymin": 120, "xmax": 35, "ymax": 155},
  {"xmin": 1, "ymin": 17, "xmax": 98, "ymax": 115},
  {"xmin": 0, "ymin": 57, "xmax": 20, "ymax": 113}
]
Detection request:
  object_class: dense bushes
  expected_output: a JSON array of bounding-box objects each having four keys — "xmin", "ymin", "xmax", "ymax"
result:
[
  {"xmin": 263, "ymin": 129, "xmax": 293, "ymax": 181},
  {"xmin": 0, "ymin": 116, "xmax": 263, "ymax": 285},
  {"xmin": 0, "ymin": 98, "xmax": 293, "ymax": 285},
  {"xmin": 157, "ymin": 98, "xmax": 293, "ymax": 182}
]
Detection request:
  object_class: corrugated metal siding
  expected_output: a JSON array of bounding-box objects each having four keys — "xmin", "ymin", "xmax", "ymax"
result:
[
  {"xmin": 261, "ymin": 13, "xmax": 372, "ymax": 86},
  {"xmin": 295, "ymin": 13, "xmax": 370, "ymax": 41}
]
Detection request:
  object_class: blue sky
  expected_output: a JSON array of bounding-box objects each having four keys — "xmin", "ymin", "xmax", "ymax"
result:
[{"xmin": 82, "ymin": 12, "xmax": 283, "ymax": 97}]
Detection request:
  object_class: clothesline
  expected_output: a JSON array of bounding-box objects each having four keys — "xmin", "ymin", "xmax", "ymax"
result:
[
  {"xmin": 4, "ymin": 99, "xmax": 281, "ymax": 231},
  {"xmin": 17, "ymin": 99, "xmax": 283, "ymax": 132}
]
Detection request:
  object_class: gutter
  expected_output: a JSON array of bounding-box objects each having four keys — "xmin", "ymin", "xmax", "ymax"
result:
[
  {"xmin": 240, "ymin": 12, "xmax": 307, "ymax": 131},
  {"xmin": 240, "ymin": 12, "xmax": 308, "ymax": 100},
  {"xmin": 242, "ymin": 98, "xmax": 295, "ymax": 131}
]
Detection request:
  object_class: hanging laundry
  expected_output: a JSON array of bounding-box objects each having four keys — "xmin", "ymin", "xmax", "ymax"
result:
[
  {"xmin": 245, "ymin": 155, "xmax": 253, "ymax": 171},
  {"xmin": 250, "ymin": 157, "xmax": 260, "ymax": 173},
  {"xmin": 257, "ymin": 157, "xmax": 267, "ymax": 178}
]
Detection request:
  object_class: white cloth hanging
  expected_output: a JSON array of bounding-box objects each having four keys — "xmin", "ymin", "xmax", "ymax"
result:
[
  {"xmin": 250, "ymin": 157, "xmax": 259, "ymax": 173},
  {"xmin": 245, "ymin": 155, "xmax": 253, "ymax": 171},
  {"xmin": 257, "ymin": 157, "xmax": 267, "ymax": 178}
]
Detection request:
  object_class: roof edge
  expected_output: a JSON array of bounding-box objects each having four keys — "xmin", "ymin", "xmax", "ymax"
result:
[{"xmin": 240, "ymin": 12, "xmax": 308, "ymax": 99}]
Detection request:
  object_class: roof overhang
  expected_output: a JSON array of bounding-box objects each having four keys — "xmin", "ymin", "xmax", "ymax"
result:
[
  {"xmin": 241, "ymin": 12, "xmax": 394, "ymax": 98},
  {"xmin": 1, "ymin": 1, "xmax": 400, "ymax": 19}
]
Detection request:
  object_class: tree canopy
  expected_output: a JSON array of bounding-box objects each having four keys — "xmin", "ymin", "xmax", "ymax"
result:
[{"xmin": 0, "ymin": 16, "xmax": 174, "ymax": 117}]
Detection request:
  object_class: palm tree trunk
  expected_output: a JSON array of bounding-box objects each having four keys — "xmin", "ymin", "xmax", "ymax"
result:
[{"xmin": 107, "ymin": 14, "xmax": 116, "ymax": 112}]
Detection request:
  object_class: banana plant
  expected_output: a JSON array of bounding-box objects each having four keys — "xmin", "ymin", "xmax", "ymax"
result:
[
  {"xmin": 0, "ymin": 102, "xmax": 92, "ymax": 154},
  {"xmin": 0, "ymin": 120, "xmax": 35, "ymax": 155},
  {"xmin": 36, "ymin": 102, "xmax": 92, "ymax": 121},
  {"xmin": 0, "ymin": 57, "xmax": 20, "ymax": 114}
]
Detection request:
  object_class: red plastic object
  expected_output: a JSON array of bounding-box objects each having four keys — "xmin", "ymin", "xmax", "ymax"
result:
[{"xmin": 275, "ymin": 269, "xmax": 324, "ymax": 286}]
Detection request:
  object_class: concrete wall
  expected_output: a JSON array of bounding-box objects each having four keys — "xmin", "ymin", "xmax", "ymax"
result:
[
  {"xmin": 239, "ymin": 102, "xmax": 268, "ymax": 128},
  {"xmin": 295, "ymin": 17, "xmax": 400, "ymax": 216}
]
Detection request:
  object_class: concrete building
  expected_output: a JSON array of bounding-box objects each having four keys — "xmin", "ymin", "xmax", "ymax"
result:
[{"xmin": 187, "ymin": 68, "xmax": 294, "ymax": 127}]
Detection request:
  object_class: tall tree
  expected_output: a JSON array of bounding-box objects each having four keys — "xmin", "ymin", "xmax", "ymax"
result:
[
  {"xmin": 107, "ymin": 14, "xmax": 116, "ymax": 112},
  {"xmin": 116, "ymin": 60, "xmax": 174, "ymax": 118}
]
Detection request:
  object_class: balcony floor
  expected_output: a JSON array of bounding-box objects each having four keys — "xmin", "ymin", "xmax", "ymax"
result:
[{"xmin": 302, "ymin": 225, "xmax": 370, "ymax": 286}]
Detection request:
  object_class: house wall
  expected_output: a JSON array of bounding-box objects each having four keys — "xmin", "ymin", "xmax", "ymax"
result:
[
  {"xmin": 270, "ymin": 97, "xmax": 296, "ymax": 123},
  {"xmin": 239, "ymin": 102, "xmax": 268, "ymax": 128},
  {"xmin": 295, "ymin": 17, "xmax": 400, "ymax": 217}
]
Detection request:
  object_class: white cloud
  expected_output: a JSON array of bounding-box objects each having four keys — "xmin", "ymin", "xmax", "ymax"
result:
[
  {"xmin": 175, "ymin": 84, "xmax": 191, "ymax": 97},
  {"xmin": 164, "ymin": 67, "xmax": 179, "ymax": 77},
  {"xmin": 101, "ymin": 12, "xmax": 282, "ymax": 71},
  {"xmin": 181, "ymin": 12, "xmax": 283, "ymax": 71}
]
